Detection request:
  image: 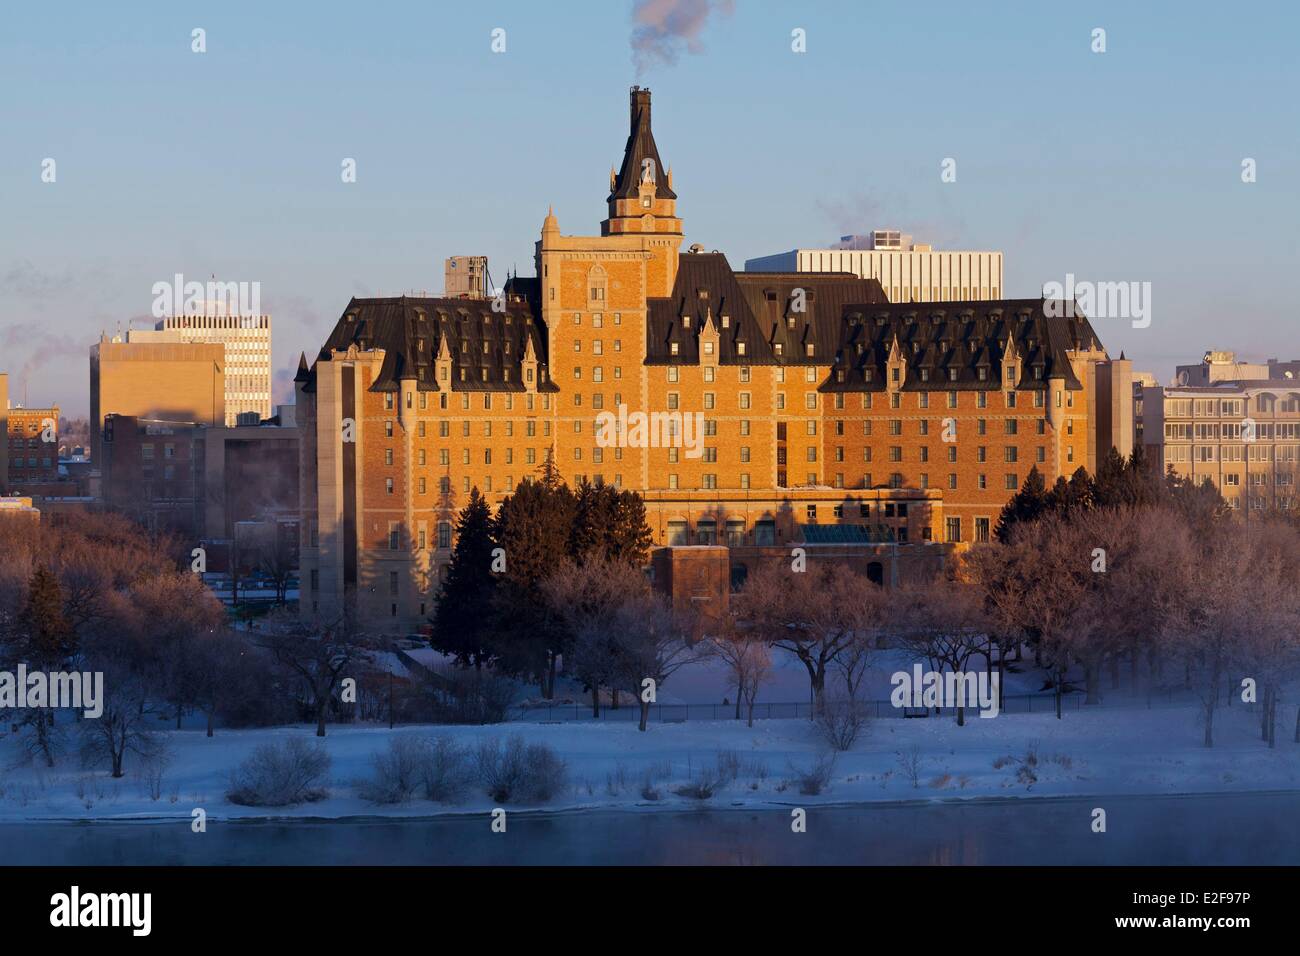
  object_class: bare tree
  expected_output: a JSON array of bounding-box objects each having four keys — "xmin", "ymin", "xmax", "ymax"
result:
[
  {"xmin": 262, "ymin": 612, "xmax": 371, "ymax": 737},
  {"xmin": 541, "ymin": 557, "xmax": 647, "ymax": 717},
  {"xmin": 79, "ymin": 619, "xmax": 164, "ymax": 779},
  {"xmin": 739, "ymin": 563, "xmax": 884, "ymax": 716},
  {"xmin": 192, "ymin": 628, "xmax": 258, "ymax": 737},
  {"xmin": 887, "ymin": 576, "xmax": 990, "ymax": 725},
  {"xmin": 258, "ymin": 531, "xmax": 297, "ymax": 606},
  {"xmin": 610, "ymin": 593, "xmax": 711, "ymax": 731},
  {"xmin": 712, "ymin": 629, "xmax": 773, "ymax": 726}
]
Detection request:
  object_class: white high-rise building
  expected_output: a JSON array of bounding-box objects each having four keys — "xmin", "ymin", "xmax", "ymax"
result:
[
  {"xmin": 128, "ymin": 310, "xmax": 272, "ymax": 426},
  {"xmin": 745, "ymin": 231, "xmax": 1003, "ymax": 304}
]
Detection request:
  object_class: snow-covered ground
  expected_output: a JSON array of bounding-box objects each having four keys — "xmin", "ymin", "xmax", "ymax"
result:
[{"xmin": 1, "ymin": 697, "xmax": 1295, "ymax": 822}]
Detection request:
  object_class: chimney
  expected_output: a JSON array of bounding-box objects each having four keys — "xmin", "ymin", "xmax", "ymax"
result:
[{"xmin": 630, "ymin": 86, "xmax": 651, "ymax": 130}]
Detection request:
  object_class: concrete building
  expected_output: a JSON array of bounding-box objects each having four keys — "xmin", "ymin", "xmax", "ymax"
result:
[
  {"xmin": 1142, "ymin": 382, "xmax": 1300, "ymax": 513},
  {"xmin": 294, "ymin": 87, "xmax": 1124, "ymax": 632},
  {"xmin": 444, "ymin": 256, "xmax": 488, "ymax": 299},
  {"xmin": 745, "ymin": 235, "xmax": 1004, "ymax": 305},
  {"xmin": 90, "ymin": 335, "xmax": 225, "ymax": 462},
  {"xmin": 1174, "ymin": 350, "xmax": 1300, "ymax": 387},
  {"xmin": 128, "ymin": 312, "xmax": 271, "ymax": 425},
  {"xmin": 202, "ymin": 419, "xmax": 300, "ymax": 540}
]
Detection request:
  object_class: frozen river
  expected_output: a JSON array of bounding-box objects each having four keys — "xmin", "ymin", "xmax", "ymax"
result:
[{"xmin": 1, "ymin": 791, "xmax": 1296, "ymax": 865}]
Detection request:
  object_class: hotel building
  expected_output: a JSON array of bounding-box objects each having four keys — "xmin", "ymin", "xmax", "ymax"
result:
[{"xmin": 296, "ymin": 88, "xmax": 1126, "ymax": 630}]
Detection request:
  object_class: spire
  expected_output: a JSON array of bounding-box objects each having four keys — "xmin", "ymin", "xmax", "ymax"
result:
[
  {"xmin": 293, "ymin": 351, "xmax": 310, "ymax": 383},
  {"xmin": 542, "ymin": 205, "xmax": 559, "ymax": 235},
  {"xmin": 608, "ymin": 86, "xmax": 676, "ymax": 202}
]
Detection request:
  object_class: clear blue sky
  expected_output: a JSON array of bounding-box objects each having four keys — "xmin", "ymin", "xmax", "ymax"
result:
[{"xmin": 2, "ymin": 0, "xmax": 1296, "ymax": 417}]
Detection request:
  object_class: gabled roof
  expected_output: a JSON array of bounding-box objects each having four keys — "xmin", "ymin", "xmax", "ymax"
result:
[
  {"xmin": 644, "ymin": 253, "xmax": 887, "ymax": 365},
  {"xmin": 822, "ymin": 300, "xmax": 1102, "ymax": 392},
  {"xmin": 303, "ymin": 295, "xmax": 557, "ymax": 394},
  {"xmin": 608, "ymin": 87, "xmax": 676, "ymax": 202}
]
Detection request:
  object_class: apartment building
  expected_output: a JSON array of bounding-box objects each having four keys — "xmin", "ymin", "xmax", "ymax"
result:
[{"xmin": 1142, "ymin": 382, "xmax": 1300, "ymax": 513}]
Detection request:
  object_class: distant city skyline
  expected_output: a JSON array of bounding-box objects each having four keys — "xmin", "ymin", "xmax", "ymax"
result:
[{"xmin": 2, "ymin": 0, "xmax": 1297, "ymax": 418}]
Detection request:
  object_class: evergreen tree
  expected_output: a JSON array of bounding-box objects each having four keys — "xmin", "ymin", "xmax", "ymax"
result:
[
  {"xmin": 569, "ymin": 480, "xmax": 655, "ymax": 566},
  {"xmin": 491, "ymin": 475, "xmax": 576, "ymax": 697},
  {"xmin": 607, "ymin": 488, "xmax": 655, "ymax": 566},
  {"xmin": 1092, "ymin": 447, "xmax": 1129, "ymax": 508},
  {"xmin": 14, "ymin": 565, "xmax": 74, "ymax": 768},
  {"xmin": 17, "ymin": 564, "xmax": 75, "ymax": 665},
  {"xmin": 1046, "ymin": 466, "xmax": 1095, "ymax": 519},
  {"xmin": 994, "ymin": 465, "xmax": 1048, "ymax": 543},
  {"xmin": 430, "ymin": 488, "xmax": 497, "ymax": 668}
]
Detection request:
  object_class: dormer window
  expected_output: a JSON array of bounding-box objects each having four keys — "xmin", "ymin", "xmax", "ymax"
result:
[
  {"xmin": 737, "ymin": 341, "xmax": 747, "ymax": 356},
  {"xmin": 864, "ymin": 369, "xmax": 873, "ymax": 382},
  {"xmin": 721, "ymin": 314, "xmax": 729, "ymax": 328},
  {"xmin": 774, "ymin": 343, "xmax": 784, "ymax": 356},
  {"xmin": 683, "ymin": 315, "xmax": 690, "ymax": 328},
  {"xmin": 978, "ymin": 367, "xmax": 988, "ymax": 381},
  {"xmin": 703, "ymin": 341, "xmax": 715, "ymax": 356},
  {"xmin": 920, "ymin": 369, "xmax": 930, "ymax": 382},
  {"xmin": 805, "ymin": 343, "xmax": 814, "ymax": 358},
  {"xmin": 641, "ymin": 195, "xmax": 652, "ymax": 208},
  {"xmin": 697, "ymin": 288, "xmax": 709, "ymax": 300},
  {"xmin": 670, "ymin": 342, "xmax": 679, "ymax": 355},
  {"xmin": 1033, "ymin": 365, "xmax": 1044, "ymax": 380},
  {"xmin": 948, "ymin": 368, "xmax": 959, "ymax": 381}
]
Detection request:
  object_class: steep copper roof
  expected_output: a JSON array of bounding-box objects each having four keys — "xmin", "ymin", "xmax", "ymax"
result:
[
  {"xmin": 645, "ymin": 253, "xmax": 888, "ymax": 365},
  {"xmin": 608, "ymin": 87, "xmax": 676, "ymax": 202},
  {"xmin": 302, "ymin": 295, "xmax": 556, "ymax": 394},
  {"xmin": 823, "ymin": 300, "xmax": 1102, "ymax": 392},
  {"xmin": 644, "ymin": 252, "xmax": 1104, "ymax": 390}
]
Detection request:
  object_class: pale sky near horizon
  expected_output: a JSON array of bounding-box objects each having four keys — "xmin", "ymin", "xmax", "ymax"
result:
[{"xmin": 1, "ymin": 0, "xmax": 1296, "ymax": 418}]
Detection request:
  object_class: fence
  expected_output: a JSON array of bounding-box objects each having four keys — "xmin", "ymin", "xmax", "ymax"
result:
[{"xmin": 508, "ymin": 684, "xmax": 1245, "ymax": 725}]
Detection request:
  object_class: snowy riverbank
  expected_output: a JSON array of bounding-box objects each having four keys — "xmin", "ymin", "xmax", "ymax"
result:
[{"xmin": 1, "ymin": 698, "xmax": 1297, "ymax": 823}]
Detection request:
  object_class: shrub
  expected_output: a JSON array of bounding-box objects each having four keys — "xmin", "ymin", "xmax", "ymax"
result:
[
  {"xmin": 419, "ymin": 736, "xmax": 473, "ymax": 803},
  {"xmin": 475, "ymin": 735, "xmax": 566, "ymax": 803},
  {"xmin": 226, "ymin": 738, "xmax": 331, "ymax": 806},
  {"xmin": 787, "ymin": 752, "xmax": 837, "ymax": 796},
  {"xmin": 358, "ymin": 736, "xmax": 429, "ymax": 804},
  {"xmin": 431, "ymin": 670, "xmax": 515, "ymax": 724},
  {"xmin": 672, "ymin": 769, "xmax": 728, "ymax": 800},
  {"xmin": 895, "ymin": 746, "xmax": 923, "ymax": 788},
  {"xmin": 816, "ymin": 698, "xmax": 868, "ymax": 752}
]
